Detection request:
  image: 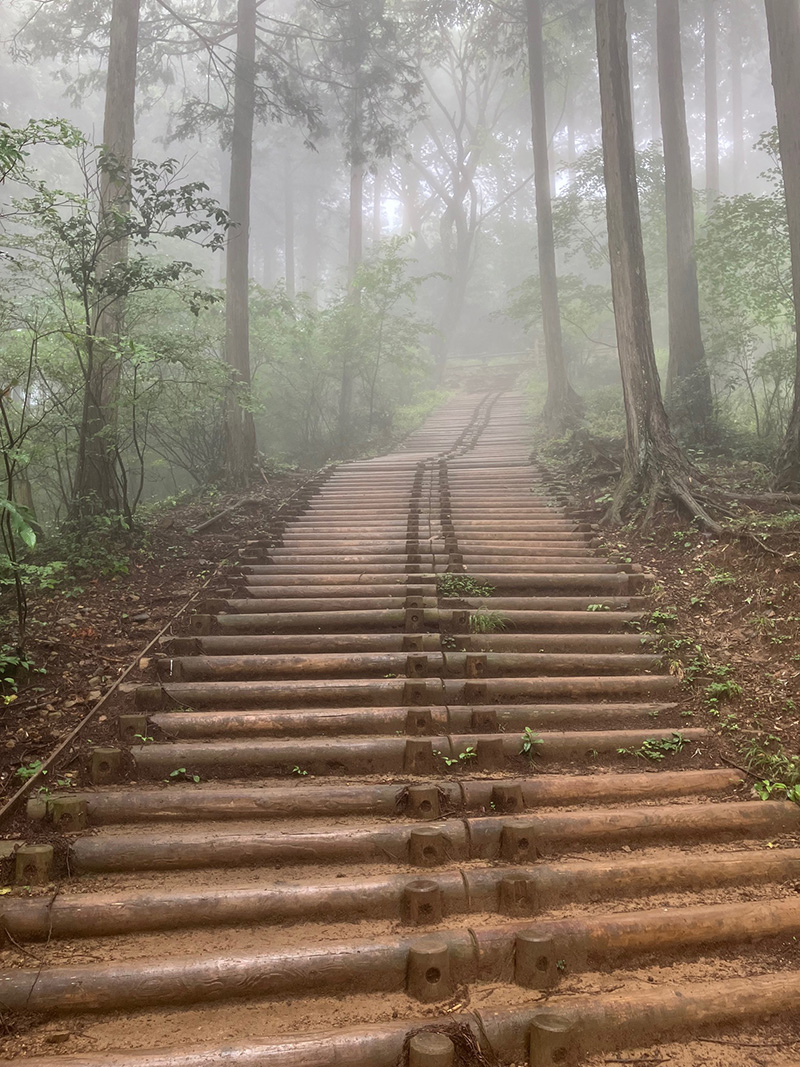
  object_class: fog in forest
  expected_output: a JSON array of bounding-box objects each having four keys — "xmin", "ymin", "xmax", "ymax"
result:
[{"xmin": 1, "ymin": 0, "xmax": 798, "ymax": 548}]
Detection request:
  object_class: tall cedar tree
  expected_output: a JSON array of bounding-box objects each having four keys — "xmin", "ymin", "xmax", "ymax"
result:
[
  {"xmin": 595, "ymin": 0, "xmax": 719, "ymax": 531},
  {"xmin": 223, "ymin": 0, "xmax": 258, "ymax": 485},
  {"xmin": 71, "ymin": 0, "xmax": 140, "ymax": 517},
  {"xmin": 704, "ymin": 0, "xmax": 719, "ymax": 206},
  {"xmin": 526, "ymin": 0, "xmax": 582, "ymax": 431},
  {"xmin": 766, "ymin": 0, "xmax": 800, "ymax": 490},
  {"xmin": 656, "ymin": 0, "xmax": 714, "ymax": 440}
]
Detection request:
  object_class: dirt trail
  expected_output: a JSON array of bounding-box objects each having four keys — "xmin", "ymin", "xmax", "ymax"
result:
[{"xmin": 3, "ymin": 390, "xmax": 800, "ymax": 1066}]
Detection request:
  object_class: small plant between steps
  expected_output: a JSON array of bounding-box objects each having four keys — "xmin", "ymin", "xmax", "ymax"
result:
[
  {"xmin": 520, "ymin": 727, "xmax": 543, "ymax": 758},
  {"xmin": 435, "ymin": 746, "xmax": 476, "ymax": 767},
  {"xmin": 754, "ymin": 780, "xmax": 800, "ymax": 803},
  {"xmin": 437, "ymin": 573, "xmax": 494, "ymax": 598},
  {"xmin": 468, "ymin": 610, "xmax": 507, "ymax": 633},
  {"xmin": 166, "ymin": 767, "xmax": 201, "ymax": 783},
  {"xmin": 617, "ymin": 732, "xmax": 686, "ymax": 761},
  {"xmin": 741, "ymin": 735, "xmax": 800, "ymax": 806}
]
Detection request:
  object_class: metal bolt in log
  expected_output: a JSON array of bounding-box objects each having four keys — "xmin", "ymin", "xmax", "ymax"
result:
[
  {"xmin": 15, "ymin": 844, "xmax": 53, "ymax": 886},
  {"xmin": 406, "ymin": 938, "xmax": 453, "ymax": 1003},
  {"xmin": 409, "ymin": 1032, "xmax": 455, "ymax": 1067},
  {"xmin": 499, "ymin": 874, "xmax": 538, "ymax": 916},
  {"xmin": 118, "ymin": 714, "xmax": 148, "ymax": 744},
  {"xmin": 515, "ymin": 933, "xmax": 559, "ymax": 989},
  {"xmin": 501, "ymin": 822, "xmax": 539, "ymax": 863},
  {"xmin": 492, "ymin": 783, "xmax": 524, "ymax": 814},
  {"xmin": 90, "ymin": 747, "xmax": 123, "ymax": 785},
  {"xmin": 402, "ymin": 879, "xmax": 443, "ymax": 925},
  {"xmin": 409, "ymin": 827, "xmax": 447, "ymax": 867},
  {"xmin": 405, "ymin": 708, "xmax": 434, "ymax": 736},
  {"xmin": 407, "ymin": 785, "xmax": 441, "ymax": 821},
  {"xmin": 472, "ymin": 708, "xmax": 498, "ymax": 732},
  {"xmin": 404, "ymin": 739, "xmax": 435, "ymax": 775},
  {"xmin": 477, "ymin": 737, "xmax": 505, "ymax": 771},
  {"xmin": 51, "ymin": 797, "xmax": 88, "ymax": 831},
  {"xmin": 528, "ymin": 1013, "xmax": 578, "ymax": 1066}
]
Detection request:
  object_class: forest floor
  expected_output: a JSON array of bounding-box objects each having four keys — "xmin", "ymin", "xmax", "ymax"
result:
[
  {"xmin": 4, "ymin": 416, "xmax": 800, "ymax": 1063},
  {"xmin": 4, "ymin": 441, "xmax": 800, "ymax": 833},
  {"xmin": 0, "ymin": 466, "xmax": 311, "ymax": 821},
  {"xmin": 543, "ymin": 432, "xmax": 800, "ymax": 797}
]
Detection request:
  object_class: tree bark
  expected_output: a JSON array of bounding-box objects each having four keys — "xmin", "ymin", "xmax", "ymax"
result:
[
  {"xmin": 71, "ymin": 0, "xmax": 140, "ymax": 518},
  {"xmin": 766, "ymin": 1, "xmax": 800, "ymax": 490},
  {"xmin": 302, "ymin": 182, "xmax": 320, "ymax": 305},
  {"xmin": 372, "ymin": 169, "xmax": 382, "ymax": 243},
  {"xmin": 657, "ymin": 0, "xmax": 714, "ymax": 440},
  {"xmin": 337, "ymin": 158, "xmax": 363, "ymax": 450},
  {"xmin": 223, "ymin": 0, "xmax": 257, "ymax": 485},
  {"xmin": 704, "ymin": 0, "xmax": 719, "ymax": 208},
  {"xmin": 595, "ymin": 0, "xmax": 717, "ymax": 530},
  {"xmin": 526, "ymin": 0, "xmax": 582, "ymax": 431},
  {"xmin": 730, "ymin": 23, "xmax": 744, "ymax": 193},
  {"xmin": 283, "ymin": 154, "xmax": 295, "ymax": 301}
]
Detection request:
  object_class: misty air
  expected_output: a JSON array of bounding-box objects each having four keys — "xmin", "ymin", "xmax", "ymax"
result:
[{"xmin": 2, "ymin": 2, "xmax": 800, "ymax": 1065}]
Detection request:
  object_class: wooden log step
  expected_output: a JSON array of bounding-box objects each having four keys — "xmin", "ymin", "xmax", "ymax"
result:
[
  {"xmin": 31, "ymin": 768, "xmax": 740, "ymax": 827},
  {"xmin": 134, "ymin": 674, "xmax": 678, "ymax": 711},
  {"xmin": 148, "ymin": 699, "xmax": 677, "ymax": 739},
  {"xmin": 66, "ymin": 800, "xmax": 799, "ymax": 874}
]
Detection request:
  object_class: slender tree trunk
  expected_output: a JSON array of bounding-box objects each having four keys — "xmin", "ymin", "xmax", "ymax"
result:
[
  {"xmin": 337, "ymin": 158, "xmax": 363, "ymax": 450},
  {"xmin": 766, "ymin": 1, "xmax": 800, "ymax": 489},
  {"xmin": 303, "ymin": 184, "xmax": 320, "ymax": 305},
  {"xmin": 283, "ymin": 154, "xmax": 295, "ymax": 301},
  {"xmin": 566, "ymin": 90, "xmax": 577, "ymax": 187},
  {"xmin": 627, "ymin": 20, "xmax": 636, "ymax": 142},
  {"xmin": 71, "ymin": 0, "xmax": 140, "ymax": 518},
  {"xmin": 730, "ymin": 24, "xmax": 744, "ymax": 193},
  {"xmin": 223, "ymin": 0, "xmax": 257, "ymax": 485},
  {"xmin": 595, "ymin": 0, "xmax": 717, "ymax": 530},
  {"xmin": 649, "ymin": 55, "xmax": 659, "ymax": 145},
  {"xmin": 526, "ymin": 0, "xmax": 582, "ymax": 430},
  {"xmin": 433, "ymin": 224, "xmax": 472, "ymax": 373},
  {"xmin": 372, "ymin": 169, "xmax": 382, "ymax": 243},
  {"xmin": 657, "ymin": 0, "xmax": 713, "ymax": 440},
  {"xmin": 704, "ymin": 0, "xmax": 719, "ymax": 208}
]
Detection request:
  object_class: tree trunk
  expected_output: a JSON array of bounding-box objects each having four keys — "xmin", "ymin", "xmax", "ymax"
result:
[
  {"xmin": 71, "ymin": 0, "xmax": 140, "ymax": 518},
  {"xmin": 627, "ymin": 19, "xmax": 635, "ymax": 142},
  {"xmin": 337, "ymin": 158, "xmax": 363, "ymax": 450},
  {"xmin": 566, "ymin": 90, "xmax": 576, "ymax": 188},
  {"xmin": 657, "ymin": 0, "xmax": 714, "ymax": 440},
  {"xmin": 302, "ymin": 183, "xmax": 320, "ymax": 305},
  {"xmin": 223, "ymin": 0, "xmax": 257, "ymax": 485},
  {"xmin": 766, "ymin": 1, "xmax": 800, "ymax": 490},
  {"xmin": 372, "ymin": 169, "xmax": 382, "ymax": 243},
  {"xmin": 526, "ymin": 0, "xmax": 582, "ymax": 431},
  {"xmin": 704, "ymin": 0, "xmax": 719, "ymax": 208},
  {"xmin": 730, "ymin": 24, "xmax": 744, "ymax": 193},
  {"xmin": 595, "ymin": 0, "xmax": 717, "ymax": 530},
  {"xmin": 649, "ymin": 54, "xmax": 659, "ymax": 145},
  {"xmin": 283, "ymin": 154, "xmax": 295, "ymax": 301}
]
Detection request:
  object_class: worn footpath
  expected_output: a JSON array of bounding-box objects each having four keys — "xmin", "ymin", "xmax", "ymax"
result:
[{"xmin": 2, "ymin": 390, "xmax": 800, "ymax": 1066}]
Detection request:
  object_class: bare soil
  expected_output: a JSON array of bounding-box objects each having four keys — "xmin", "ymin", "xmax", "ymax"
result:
[{"xmin": 0, "ymin": 469, "xmax": 310, "ymax": 823}]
